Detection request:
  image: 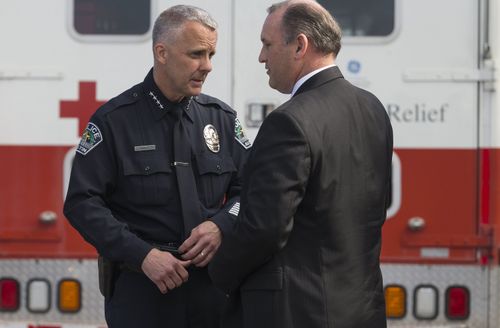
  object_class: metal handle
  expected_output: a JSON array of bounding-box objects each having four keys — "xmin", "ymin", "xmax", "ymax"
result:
[
  {"xmin": 39, "ymin": 211, "xmax": 57, "ymax": 224},
  {"xmin": 407, "ymin": 217, "xmax": 425, "ymax": 231}
]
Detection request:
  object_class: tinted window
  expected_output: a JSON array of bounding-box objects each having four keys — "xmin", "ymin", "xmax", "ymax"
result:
[
  {"xmin": 318, "ymin": 0, "xmax": 395, "ymax": 37},
  {"xmin": 73, "ymin": 0, "xmax": 151, "ymax": 35}
]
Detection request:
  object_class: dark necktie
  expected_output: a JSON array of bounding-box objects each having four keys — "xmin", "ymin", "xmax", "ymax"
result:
[{"xmin": 172, "ymin": 101, "xmax": 202, "ymax": 239}]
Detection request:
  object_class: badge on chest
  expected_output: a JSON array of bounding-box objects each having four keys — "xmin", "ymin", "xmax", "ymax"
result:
[{"xmin": 203, "ymin": 124, "xmax": 220, "ymax": 153}]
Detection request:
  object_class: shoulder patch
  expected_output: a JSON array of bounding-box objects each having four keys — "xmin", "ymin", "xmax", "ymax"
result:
[
  {"xmin": 234, "ymin": 118, "xmax": 252, "ymax": 150},
  {"xmin": 76, "ymin": 122, "xmax": 103, "ymax": 155}
]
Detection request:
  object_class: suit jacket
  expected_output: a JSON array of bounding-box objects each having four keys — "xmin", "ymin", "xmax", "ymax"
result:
[{"xmin": 209, "ymin": 66, "xmax": 392, "ymax": 328}]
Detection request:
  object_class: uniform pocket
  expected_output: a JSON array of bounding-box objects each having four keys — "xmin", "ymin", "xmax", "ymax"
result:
[
  {"xmin": 195, "ymin": 152, "xmax": 236, "ymax": 175},
  {"xmin": 122, "ymin": 156, "xmax": 174, "ymax": 205},
  {"xmin": 194, "ymin": 152, "xmax": 236, "ymax": 207}
]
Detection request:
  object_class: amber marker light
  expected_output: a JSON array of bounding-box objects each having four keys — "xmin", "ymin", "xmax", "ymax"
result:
[
  {"xmin": 58, "ymin": 279, "xmax": 81, "ymax": 313},
  {"xmin": 385, "ymin": 285, "xmax": 406, "ymax": 319}
]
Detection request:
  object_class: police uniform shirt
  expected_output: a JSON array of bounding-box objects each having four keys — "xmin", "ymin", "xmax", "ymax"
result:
[{"xmin": 63, "ymin": 69, "xmax": 251, "ymax": 270}]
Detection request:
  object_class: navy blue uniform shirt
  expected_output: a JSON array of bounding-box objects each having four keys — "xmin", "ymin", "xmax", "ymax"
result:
[{"xmin": 64, "ymin": 69, "xmax": 250, "ymax": 270}]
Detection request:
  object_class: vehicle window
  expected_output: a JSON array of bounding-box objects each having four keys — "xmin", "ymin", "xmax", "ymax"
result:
[
  {"xmin": 318, "ymin": 0, "xmax": 395, "ymax": 37},
  {"xmin": 73, "ymin": 0, "xmax": 151, "ymax": 35}
]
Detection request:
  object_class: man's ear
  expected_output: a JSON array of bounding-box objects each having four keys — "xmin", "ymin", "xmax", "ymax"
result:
[
  {"xmin": 154, "ymin": 43, "xmax": 168, "ymax": 64},
  {"xmin": 295, "ymin": 34, "xmax": 308, "ymax": 58}
]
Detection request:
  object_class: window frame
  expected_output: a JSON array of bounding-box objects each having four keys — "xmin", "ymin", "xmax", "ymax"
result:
[
  {"xmin": 67, "ymin": 0, "xmax": 156, "ymax": 43},
  {"xmin": 321, "ymin": 0, "xmax": 401, "ymax": 45}
]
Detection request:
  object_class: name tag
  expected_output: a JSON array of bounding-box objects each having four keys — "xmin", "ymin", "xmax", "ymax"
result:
[{"xmin": 134, "ymin": 145, "xmax": 156, "ymax": 152}]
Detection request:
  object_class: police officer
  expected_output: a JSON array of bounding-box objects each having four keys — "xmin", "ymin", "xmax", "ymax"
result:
[{"xmin": 63, "ymin": 5, "xmax": 250, "ymax": 328}]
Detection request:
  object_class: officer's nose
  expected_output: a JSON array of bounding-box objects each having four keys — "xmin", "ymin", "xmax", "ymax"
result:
[{"xmin": 200, "ymin": 55, "xmax": 213, "ymax": 73}]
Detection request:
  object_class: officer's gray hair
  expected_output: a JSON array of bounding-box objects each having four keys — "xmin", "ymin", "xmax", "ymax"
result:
[
  {"xmin": 152, "ymin": 5, "xmax": 218, "ymax": 45},
  {"xmin": 268, "ymin": 1, "xmax": 342, "ymax": 56}
]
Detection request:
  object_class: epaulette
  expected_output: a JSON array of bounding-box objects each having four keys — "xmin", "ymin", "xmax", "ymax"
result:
[
  {"xmin": 96, "ymin": 83, "xmax": 143, "ymax": 116},
  {"xmin": 193, "ymin": 93, "xmax": 235, "ymax": 115},
  {"xmin": 108, "ymin": 83, "xmax": 143, "ymax": 108}
]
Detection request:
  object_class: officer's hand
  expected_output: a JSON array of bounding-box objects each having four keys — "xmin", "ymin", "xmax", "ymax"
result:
[
  {"xmin": 179, "ymin": 220, "xmax": 221, "ymax": 267},
  {"xmin": 141, "ymin": 248, "xmax": 191, "ymax": 294}
]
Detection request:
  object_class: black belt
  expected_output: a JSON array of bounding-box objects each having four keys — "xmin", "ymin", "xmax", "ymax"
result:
[
  {"xmin": 120, "ymin": 242, "xmax": 183, "ymax": 273},
  {"xmin": 151, "ymin": 242, "xmax": 183, "ymax": 259}
]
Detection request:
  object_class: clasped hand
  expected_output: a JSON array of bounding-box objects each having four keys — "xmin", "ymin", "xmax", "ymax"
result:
[{"xmin": 141, "ymin": 220, "xmax": 221, "ymax": 293}]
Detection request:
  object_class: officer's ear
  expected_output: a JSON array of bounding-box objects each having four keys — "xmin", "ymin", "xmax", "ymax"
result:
[{"xmin": 154, "ymin": 43, "xmax": 168, "ymax": 64}]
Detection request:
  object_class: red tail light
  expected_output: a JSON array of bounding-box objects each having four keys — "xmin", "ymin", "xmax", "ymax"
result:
[
  {"xmin": 446, "ymin": 286, "xmax": 470, "ymax": 320},
  {"xmin": 0, "ymin": 278, "xmax": 20, "ymax": 311}
]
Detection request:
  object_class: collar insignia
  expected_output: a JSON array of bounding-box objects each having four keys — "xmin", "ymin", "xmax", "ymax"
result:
[{"xmin": 148, "ymin": 91, "xmax": 164, "ymax": 110}]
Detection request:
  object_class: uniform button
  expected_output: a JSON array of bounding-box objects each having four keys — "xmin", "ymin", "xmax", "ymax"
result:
[
  {"xmin": 216, "ymin": 164, "xmax": 221, "ymax": 171},
  {"xmin": 133, "ymin": 92, "xmax": 138, "ymax": 97},
  {"xmin": 144, "ymin": 166, "xmax": 151, "ymax": 172}
]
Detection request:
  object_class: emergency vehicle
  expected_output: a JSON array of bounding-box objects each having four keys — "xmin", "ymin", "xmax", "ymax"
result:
[{"xmin": 0, "ymin": 0, "xmax": 499, "ymax": 327}]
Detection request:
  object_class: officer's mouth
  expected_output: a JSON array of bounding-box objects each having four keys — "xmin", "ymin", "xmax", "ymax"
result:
[{"xmin": 191, "ymin": 78, "xmax": 205, "ymax": 87}]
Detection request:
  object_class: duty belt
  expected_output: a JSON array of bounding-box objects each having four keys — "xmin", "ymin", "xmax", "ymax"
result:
[
  {"xmin": 120, "ymin": 242, "xmax": 183, "ymax": 273},
  {"xmin": 151, "ymin": 242, "xmax": 183, "ymax": 259}
]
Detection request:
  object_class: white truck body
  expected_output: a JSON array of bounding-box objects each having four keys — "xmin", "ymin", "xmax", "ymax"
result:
[{"xmin": 1, "ymin": 0, "xmax": 499, "ymax": 327}]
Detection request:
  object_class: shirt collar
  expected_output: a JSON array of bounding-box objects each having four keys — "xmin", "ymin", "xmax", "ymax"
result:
[
  {"xmin": 143, "ymin": 68, "xmax": 194, "ymax": 123},
  {"xmin": 291, "ymin": 64, "xmax": 336, "ymax": 97}
]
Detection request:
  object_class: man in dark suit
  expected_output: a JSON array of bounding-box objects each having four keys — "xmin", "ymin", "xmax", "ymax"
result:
[{"xmin": 209, "ymin": 1, "xmax": 392, "ymax": 327}]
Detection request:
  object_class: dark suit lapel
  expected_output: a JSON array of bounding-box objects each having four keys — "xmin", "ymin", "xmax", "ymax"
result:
[{"xmin": 294, "ymin": 66, "xmax": 344, "ymax": 97}]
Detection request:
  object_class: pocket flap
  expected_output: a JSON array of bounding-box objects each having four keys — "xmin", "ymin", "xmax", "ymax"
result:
[
  {"xmin": 123, "ymin": 157, "xmax": 172, "ymax": 176},
  {"xmin": 196, "ymin": 152, "xmax": 236, "ymax": 175}
]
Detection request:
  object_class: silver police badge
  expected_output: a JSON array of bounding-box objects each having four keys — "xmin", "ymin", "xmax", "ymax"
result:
[{"xmin": 203, "ymin": 124, "xmax": 220, "ymax": 153}]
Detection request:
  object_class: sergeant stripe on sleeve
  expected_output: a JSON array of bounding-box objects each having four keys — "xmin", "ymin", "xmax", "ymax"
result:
[{"xmin": 228, "ymin": 202, "xmax": 240, "ymax": 216}]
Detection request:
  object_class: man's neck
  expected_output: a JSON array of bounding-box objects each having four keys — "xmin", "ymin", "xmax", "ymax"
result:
[{"xmin": 152, "ymin": 68, "xmax": 184, "ymax": 103}]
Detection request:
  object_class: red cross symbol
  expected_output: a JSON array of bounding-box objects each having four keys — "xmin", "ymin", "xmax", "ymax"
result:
[{"xmin": 60, "ymin": 81, "xmax": 107, "ymax": 137}]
